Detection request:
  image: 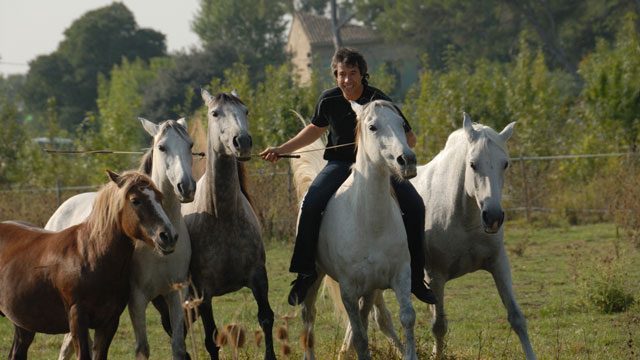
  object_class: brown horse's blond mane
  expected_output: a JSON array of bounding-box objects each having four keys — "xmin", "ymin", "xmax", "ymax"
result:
[{"xmin": 86, "ymin": 171, "xmax": 155, "ymax": 244}]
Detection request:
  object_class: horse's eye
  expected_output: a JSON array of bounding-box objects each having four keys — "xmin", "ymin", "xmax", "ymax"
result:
[
  {"xmin": 470, "ymin": 162, "xmax": 477, "ymax": 170},
  {"xmin": 245, "ymin": 109, "xmax": 249, "ymax": 116},
  {"xmin": 189, "ymin": 143, "xmax": 194, "ymax": 149},
  {"xmin": 211, "ymin": 110, "xmax": 219, "ymax": 117},
  {"xmin": 368, "ymin": 125, "xmax": 377, "ymax": 132},
  {"xmin": 131, "ymin": 198, "xmax": 141, "ymax": 206},
  {"xmin": 504, "ymin": 161, "xmax": 509, "ymax": 170},
  {"xmin": 158, "ymin": 145, "xmax": 166, "ymax": 152}
]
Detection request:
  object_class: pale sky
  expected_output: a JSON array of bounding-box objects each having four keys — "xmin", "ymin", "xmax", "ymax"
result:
[{"xmin": 0, "ymin": 0, "xmax": 201, "ymax": 76}]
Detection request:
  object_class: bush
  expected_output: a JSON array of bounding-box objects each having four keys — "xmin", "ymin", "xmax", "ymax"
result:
[{"xmin": 589, "ymin": 285, "xmax": 635, "ymax": 313}]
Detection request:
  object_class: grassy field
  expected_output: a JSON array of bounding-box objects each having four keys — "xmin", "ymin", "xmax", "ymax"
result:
[{"xmin": 0, "ymin": 222, "xmax": 638, "ymax": 359}]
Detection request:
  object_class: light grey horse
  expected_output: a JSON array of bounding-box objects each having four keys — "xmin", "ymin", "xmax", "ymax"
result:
[
  {"xmin": 332, "ymin": 113, "xmax": 536, "ymax": 360},
  {"xmin": 291, "ymin": 101, "xmax": 419, "ymax": 360},
  {"xmin": 180, "ymin": 90, "xmax": 276, "ymax": 360},
  {"xmin": 47, "ymin": 118, "xmax": 196, "ymax": 360}
]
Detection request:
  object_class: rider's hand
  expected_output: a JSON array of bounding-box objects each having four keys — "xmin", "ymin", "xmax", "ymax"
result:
[{"xmin": 260, "ymin": 147, "xmax": 281, "ymax": 163}]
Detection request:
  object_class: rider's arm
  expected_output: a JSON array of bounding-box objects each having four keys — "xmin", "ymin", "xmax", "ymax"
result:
[{"xmin": 260, "ymin": 124, "xmax": 327, "ymax": 162}]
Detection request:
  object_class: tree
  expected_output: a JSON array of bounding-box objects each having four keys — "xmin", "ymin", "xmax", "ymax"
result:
[
  {"xmin": 0, "ymin": 99, "xmax": 27, "ymax": 184},
  {"xmin": 351, "ymin": 0, "xmax": 638, "ymax": 75},
  {"xmin": 141, "ymin": 46, "xmax": 240, "ymax": 121},
  {"xmin": 192, "ymin": 0, "xmax": 288, "ymax": 78},
  {"xmin": 579, "ymin": 12, "xmax": 640, "ymax": 153},
  {"xmin": 22, "ymin": 3, "xmax": 166, "ymax": 132}
]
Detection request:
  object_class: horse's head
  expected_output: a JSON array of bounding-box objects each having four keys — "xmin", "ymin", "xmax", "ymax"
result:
[
  {"xmin": 351, "ymin": 100, "xmax": 417, "ymax": 179},
  {"xmin": 462, "ymin": 113, "xmax": 515, "ymax": 234},
  {"xmin": 107, "ymin": 170, "xmax": 178, "ymax": 255},
  {"xmin": 140, "ymin": 118, "xmax": 196, "ymax": 203},
  {"xmin": 201, "ymin": 89, "xmax": 252, "ymax": 161}
]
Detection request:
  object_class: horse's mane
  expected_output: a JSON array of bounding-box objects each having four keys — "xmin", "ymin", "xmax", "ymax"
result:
[
  {"xmin": 140, "ymin": 148, "xmax": 153, "ymax": 175},
  {"xmin": 206, "ymin": 92, "xmax": 246, "ymax": 108},
  {"xmin": 446, "ymin": 123, "xmax": 508, "ymax": 155},
  {"xmin": 86, "ymin": 171, "xmax": 156, "ymax": 244},
  {"xmin": 237, "ymin": 162, "xmax": 255, "ymax": 209},
  {"xmin": 139, "ymin": 120, "xmax": 192, "ymax": 175}
]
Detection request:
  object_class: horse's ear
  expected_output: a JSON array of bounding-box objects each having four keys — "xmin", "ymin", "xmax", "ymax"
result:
[
  {"xmin": 463, "ymin": 112, "xmax": 479, "ymax": 142},
  {"xmin": 499, "ymin": 121, "xmax": 516, "ymax": 142},
  {"xmin": 139, "ymin": 117, "xmax": 159, "ymax": 137},
  {"xmin": 106, "ymin": 170, "xmax": 124, "ymax": 187},
  {"xmin": 177, "ymin": 117, "xmax": 188, "ymax": 130},
  {"xmin": 350, "ymin": 101, "xmax": 364, "ymax": 117},
  {"xmin": 201, "ymin": 88, "xmax": 214, "ymax": 104},
  {"xmin": 231, "ymin": 89, "xmax": 239, "ymax": 98}
]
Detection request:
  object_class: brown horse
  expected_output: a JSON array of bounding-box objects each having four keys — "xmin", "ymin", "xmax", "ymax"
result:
[{"xmin": 0, "ymin": 170, "xmax": 177, "ymax": 360}]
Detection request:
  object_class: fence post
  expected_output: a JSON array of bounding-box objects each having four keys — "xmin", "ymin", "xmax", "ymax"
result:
[
  {"xmin": 56, "ymin": 178, "xmax": 62, "ymax": 207},
  {"xmin": 287, "ymin": 164, "xmax": 293, "ymax": 208},
  {"xmin": 519, "ymin": 155, "xmax": 531, "ymax": 222}
]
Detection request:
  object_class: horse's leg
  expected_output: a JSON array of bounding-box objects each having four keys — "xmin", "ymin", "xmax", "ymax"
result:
[
  {"xmin": 199, "ymin": 297, "xmax": 220, "ymax": 360},
  {"xmin": 429, "ymin": 275, "xmax": 447, "ymax": 359},
  {"xmin": 9, "ymin": 325, "xmax": 35, "ymax": 360},
  {"xmin": 92, "ymin": 315, "xmax": 120, "ymax": 360},
  {"xmin": 151, "ymin": 295, "xmax": 174, "ymax": 336},
  {"xmin": 391, "ymin": 265, "xmax": 417, "ymax": 360},
  {"xmin": 128, "ymin": 287, "xmax": 151, "ymax": 359},
  {"xmin": 490, "ymin": 251, "xmax": 537, "ymax": 360},
  {"xmin": 68, "ymin": 304, "xmax": 92, "ymax": 360},
  {"xmin": 248, "ymin": 265, "xmax": 276, "ymax": 360},
  {"xmin": 339, "ymin": 283, "xmax": 371, "ymax": 360},
  {"xmin": 164, "ymin": 288, "xmax": 189, "ymax": 359},
  {"xmin": 371, "ymin": 290, "xmax": 403, "ymax": 356},
  {"xmin": 57, "ymin": 333, "xmax": 75, "ymax": 360},
  {"xmin": 300, "ymin": 272, "xmax": 325, "ymax": 360}
]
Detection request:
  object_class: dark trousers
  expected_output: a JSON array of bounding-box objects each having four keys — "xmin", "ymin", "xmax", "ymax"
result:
[{"xmin": 289, "ymin": 160, "xmax": 426, "ymax": 280}]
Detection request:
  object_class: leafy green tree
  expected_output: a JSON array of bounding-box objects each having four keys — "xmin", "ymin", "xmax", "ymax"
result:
[
  {"xmin": 579, "ymin": 12, "xmax": 640, "ymax": 153},
  {"xmin": 351, "ymin": 0, "xmax": 638, "ymax": 75},
  {"xmin": 0, "ymin": 99, "xmax": 27, "ymax": 184},
  {"xmin": 192, "ymin": 0, "xmax": 288, "ymax": 78},
  {"xmin": 141, "ymin": 46, "xmax": 240, "ymax": 121},
  {"xmin": 22, "ymin": 3, "xmax": 166, "ymax": 132}
]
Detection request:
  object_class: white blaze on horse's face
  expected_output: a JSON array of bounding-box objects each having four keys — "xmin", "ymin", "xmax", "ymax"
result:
[
  {"xmin": 352, "ymin": 100, "xmax": 417, "ymax": 179},
  {"xmin": 201, "ymin": 89, "xmax": 253, "ymax": 161},
  {"xmin": 463, "ymin": 112, "xmax": 515, "ymax": 234},
  {"xmin": 140, "ymin": 118, "xmax": 196, "ymax": 203}
]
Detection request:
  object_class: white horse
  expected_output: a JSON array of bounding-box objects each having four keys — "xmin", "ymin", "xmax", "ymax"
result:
[
  {"xmin": 291, "ymin": 100, "xmax": 418, "ymax": 360},
  {"xmin": 46, "ymin": 118, "xmax": 196, "ymax": 360},
  {"xmin": 178, "ymin": 90, "xmax": 276, "ymax": 360},
  {"xmin": 334, "ymin": 113, "xmax": 536, "ymax": 360}
]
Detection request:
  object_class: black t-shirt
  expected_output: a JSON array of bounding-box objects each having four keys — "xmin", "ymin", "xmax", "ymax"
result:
[{"xmin": 311, "ymin": 85, "xmax": 411, "ymax": 162}]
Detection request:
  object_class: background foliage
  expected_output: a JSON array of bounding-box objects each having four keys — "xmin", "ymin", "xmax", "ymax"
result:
[{"xmin": 1, "ymin": 0, "xmax": 640, "ymax": 234}]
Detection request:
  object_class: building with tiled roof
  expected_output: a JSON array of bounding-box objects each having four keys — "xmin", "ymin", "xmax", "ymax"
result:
[{"xmin": 287, "ymin": 11, "xmax": 419, "ymax": 96}]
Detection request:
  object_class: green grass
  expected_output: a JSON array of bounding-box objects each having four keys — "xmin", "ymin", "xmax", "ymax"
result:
[{"xmin": 0, "ymin": 223, "xmax": 638, "ymax": 359}]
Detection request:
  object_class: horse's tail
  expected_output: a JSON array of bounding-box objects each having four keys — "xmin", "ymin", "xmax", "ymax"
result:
[{"xmin": 289, "ymin": 138, "xmax": 326, "ymax": 202}]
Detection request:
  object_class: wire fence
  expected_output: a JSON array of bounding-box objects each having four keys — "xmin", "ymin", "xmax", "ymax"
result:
[{"xmin": 1, "ymin": 151, "xmax": 632, "ymax": 240}]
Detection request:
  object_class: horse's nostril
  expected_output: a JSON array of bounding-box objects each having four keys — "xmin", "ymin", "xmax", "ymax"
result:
[
  {"xmin": 159, "ymin": 231, "xmax": 169, "ymax": 244},
  {"xmin": 232, "ymin": 136, "xmax": 239, "ymax": 149},
  {"xmin": 482, "ymin": 210, "xmax": 489, "ymax": 224},
  {"xmin": 248, "ymin": 136, "xmax": 253, "ymax": 147},
  {"xmin": 177, "ymin": 183, "xmax": 184, "ymax": 194},
  {"xmin": 397, "ymin": 155, "xmax": 406, "ymax": 166}
]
